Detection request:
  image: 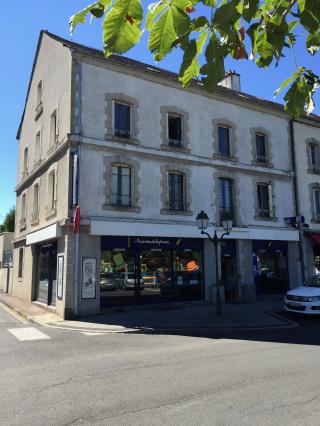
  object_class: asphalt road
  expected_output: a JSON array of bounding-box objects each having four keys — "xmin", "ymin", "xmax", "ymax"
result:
[{"xmin": 1, "ymin": 304, "xmax": 320, "ymax": 426}]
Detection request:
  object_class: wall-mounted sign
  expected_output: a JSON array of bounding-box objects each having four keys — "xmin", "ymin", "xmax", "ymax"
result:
[
  {"xmin": 81, "ymin": 257, "xmax": 96, "ymax": 299},
  {"xmin": 57, "ymin": 256, "xmax": 64, "ymax": 299}
]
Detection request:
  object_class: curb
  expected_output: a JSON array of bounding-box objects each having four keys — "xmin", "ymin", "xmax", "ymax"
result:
[{"xmin": 0, "ymin": 299, "xmax": 31, "ymax": 323}]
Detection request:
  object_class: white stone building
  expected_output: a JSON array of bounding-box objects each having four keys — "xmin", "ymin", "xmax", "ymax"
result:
[{"xmin": 12, "ymin": 31, "xmax": 320, "ymax": 319}]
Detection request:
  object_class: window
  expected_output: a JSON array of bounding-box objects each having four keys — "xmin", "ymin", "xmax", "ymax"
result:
[
  {"xmin": 21, "ymin": 193, "xmax": 27, "ymax": 220},
  {"xmin": 32, "ymin": 184, "xmax": 39, "ymax": 219},
  {"xmin": 50, "ymin": 110, "xmax": 57, "ymax": 146},
  {"xmin": 256, "ymin": 134, "xmax": 267, "ymax": 163},
  {"xmin": 219, "ymin": 178, "xmax": 233, "ymax": 223},
  {"xmin": 48, "ymin": 171, "xmax": 56, "ymax": 211},
  {"xmin": 37, "ymin": 81, "xmax": 42, "ymax": 106},
  {"xmin": 23, "ymin": 147, "xmax": 28, "ymax": 176},
  {"xmin": 310, "ymin": 144, "xmax": 320, "ymax": 170},
  {"xmin": 218, "ymin": 126, "xmax": 230, "ymax": 157},
  {"xmin": 168, "ymin": 173, "xmax": 184, "ymax": 211},
  {"xmin": 168, "ymin": 115, "xmax": 182, "ymax": 147},
  {"xmin": 257, "ymin": 184, "xmax": 273, "ymax": 217},
  {"xmin": 314, "ymin": 189, "xmax": 320, "ymax": 219},
  {"xmin": 114, "ymin": 102, "xmax": 131, "ymax": 138},
  {"xmin": 35, "ymin": 132, "xmax": 41, "ymax": 162},
  {"xmin": 18, "ymin": 248, "xmax": 24, "ymax": 278},
  {"xmin": 111, "ymin": 165, "xmax": 131, "ymax": 206}
]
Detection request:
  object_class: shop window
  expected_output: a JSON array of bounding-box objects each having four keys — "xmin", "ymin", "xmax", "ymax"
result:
[
  {"xmin": 22, "ymin": 147, "xmax": 28, "ymax": 176},
  {"xmin": 111, "ymin": 165, "xmax": 131, "ymax": 206},
  {"xmin": 218, "ymin": 126, "xmax": 230, "ymax": 157},
  {"xmin": 257, "ymin": 183, "xmax": 274, "ymax": 217},
  {"xmin": 35, "ymin": 131, "xmax": 41, "ymax": 163},
  {"xmin": 114, "ymin": 102, "xmax": 131, "ymax": 138},
  {"xmin": 50, "ymin": 110, "xmax": 57, "ymax": 146},
  {"xmin": 219, "ymin": 178, "xmax": 234, "ymax": 224},
  {"xmin": 168, "ymin": 172, "xmax": 184, "ymax": 211},
  {"xmin": 168, "ymin": 114, "xmax": 182, "ymax": 147},
  {"xmin": 310, "ymin": 143, "xmax": 320, "ymax": 171},
  {"xmin": 256, "ymin": 134, "xmax": 267, "ymax": 163},
  {"xmin": 18, "ymin": 248, "xmax": 24, "ymax": 278}
]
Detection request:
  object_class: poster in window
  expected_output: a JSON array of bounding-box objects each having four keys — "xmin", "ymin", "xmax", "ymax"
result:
[
  {"xmin": 57, "ymin": 256, "xmax": 64, "ymax": 299},
  {"xmin": 81, "ymin": 257, "xmax": 96, "ymax": 299}
]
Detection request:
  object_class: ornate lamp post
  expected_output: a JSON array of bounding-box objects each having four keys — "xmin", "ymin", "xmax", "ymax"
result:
[{"xmin": 196, "ymin": 210, "xmax": 233, "ymax": 316}]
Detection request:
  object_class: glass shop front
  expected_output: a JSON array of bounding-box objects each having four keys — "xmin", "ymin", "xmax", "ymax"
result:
[
  {"xmin": 100, "ymin": 236, "xmax": 204, "ymax": 307},
  {"xmin": 253, "ymin": 240, "xmax": 289, "ymax": 295}
]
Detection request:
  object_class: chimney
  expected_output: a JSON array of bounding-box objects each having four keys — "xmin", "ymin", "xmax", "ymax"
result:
[{"xmin": 218, "ymin": 70, "xmax": 241, "ymax": 92}]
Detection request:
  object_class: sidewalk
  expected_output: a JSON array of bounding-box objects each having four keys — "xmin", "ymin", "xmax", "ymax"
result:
[{"xmin": 0, "ymin": 292, "xmax": 296, "ymax": 333}]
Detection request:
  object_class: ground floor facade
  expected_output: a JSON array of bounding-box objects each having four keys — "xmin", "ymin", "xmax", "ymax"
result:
[{"xmin": 11, "ymin": 221, "xmax": 301, "ymax": 319}]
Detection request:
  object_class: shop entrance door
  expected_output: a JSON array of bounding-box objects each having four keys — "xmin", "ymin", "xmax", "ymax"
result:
[{"xmin": 35, "ymin": 242, "xmax": 57, "ymax": 306}]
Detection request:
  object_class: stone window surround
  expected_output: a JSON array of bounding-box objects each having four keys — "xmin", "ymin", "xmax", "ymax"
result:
[
  {"xmin": 31, "ymin": 178, "xmax": 41, "ymax": 225},
  {"xmin": 306, "ymin": 138, "xmax": 320, "ymax": 174},
  {"xmin": 20, "ymin": 190, "xmax": 27, "ymax": 230},
  {"xmin": 160, "ymin": 164, "xmax": 192, "ymax": 216},
  {"xmin": 35, "ymin": 80, "xmax": 43, "ymax": 120},
  {"xmin": 212, "ymin": 118, "xmax": 238, "ymax": 161},
  {"xmin": 250, "ymin": 127, "xmax": 273, "ymax": 167},
  {"xmin": 103, "ymin": 154, "xmax": 141, "ymax": 213},
  {"xmin": 33, "ymin": 127, "xmax": 43, "ymax": 169},
  {"xmin": 309, "ymin": 182, "xmax": 320, "ymax": 223},
  {"xmin": 160, "ymin": 106, "xmax": 190, "ymax": 153},
  {"xmin": 48, "ymin": 108, "xmax": 59, "ymax": 153},
  {"xmin": 253, "ymin": 177, "xmax": 277, "ymax": 221},
  {"xmin": 22, "ymin": 145, "xmax": 29, "ymax": 178},
  {"xmin": 105, "ymin": 93, "xmax": 140, "ymax": 144},
  {"xmin": 46, "ymin": 163, "xmax": 58, "ymax": 219},
  {"xmin": 214, "ymin": 171, "xmax": 241, "ymax": 227}
]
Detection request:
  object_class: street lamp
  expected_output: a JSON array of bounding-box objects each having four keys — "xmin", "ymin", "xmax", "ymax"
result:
[{"xmin": 196, "ymin": 210, "xmax": 233, "ymax": 316}]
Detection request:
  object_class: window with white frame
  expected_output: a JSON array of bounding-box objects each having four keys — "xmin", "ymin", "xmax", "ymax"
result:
[
  {"xmin": 310, "ymin": 143, "xmax": 320, "ymax": 170},
  {"xmin": 23, "ymin": 147, "xmax": 28, "ymax": 176},
  {"xmin": 50, "ymin": 110, "xmax": 57, "ymax": 146},
  {"xmin": 114, "ymin": 102, "xmax": 131, "ymax": 138},
  {"xmin": 35, "ymin": 131, "xmax": 41, "ymax": 163},
  {"xmin": 111, "ymin": 165, "xmax": 131, "ymax": 206},
  {"xmin": 257, "ymin": 183, "xmax": 274, "ymax": 217},
  {"xmin": 48, "ymin": 171, "xmax": 56, "ymax": 211},
  {"xmin": 32, "ymin": 184, "xmax": 39, "ymax": 219}
]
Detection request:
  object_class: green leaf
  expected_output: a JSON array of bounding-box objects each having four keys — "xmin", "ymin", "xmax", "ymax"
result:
[
  {"xmin": 255, "ymin": 29, "xmax": 274, "ymax": 67},
  {"xmin": 201, "ymin": 0, "xmax": 217, "ymax": 6},
  {"xmin": 70, "ymin": 2, "xmax": 101, "ymax": 33},
  {"xmin": 201, "ymin": 35, "xmax": 226, "ymax": 91},
  {"xmin": 145, "ymin": 2, "xmax": 167, "ymax": 31},
  {"xmin": 149, "ymin": 8, "xmax": 177, "ymax": 60},
  {"xmin": 274, "ymin": 74, "xmax": 297, "ymax": 97},
  {"xmin": 300, "ymin": 0, "xmax": 320, "ymax": 32},
  {"xmin": 103, "ymin": 0, "xmax": 143, "ymax": 56},
  {"xmin": 306, "ymin": 28, "xmax": 320, "ymax": 54},
  {"xmin": 172, "ymin": 6, "xmax": 190, "ymax": 36},
  {"xmin": 212, "ymin": 1, "xmax": 240, "ymax": 28},
  {"xmin": 179, "ymin": 31, "xmax": 208, "ymax": 86},
  {"xmin": 242, "ymin": 0, "xmax": 259, "ymax": 22}
]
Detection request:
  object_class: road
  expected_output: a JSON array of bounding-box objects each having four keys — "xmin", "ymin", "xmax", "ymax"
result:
[{"xmin": 1, "ymin": 303, "xmax": 320, "ymax": 426}]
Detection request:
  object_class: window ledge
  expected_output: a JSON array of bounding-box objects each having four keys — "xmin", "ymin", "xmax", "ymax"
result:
[
  {"xmin": 105, "ymin": 133, "xmax": 140, "ymax": 145},
  {"xmin": 19, "ymin": 218, "xmax": 26, "ymax": 231},
  {"xmin": 31, "ymin": 216, "xmax": 39, "ymax": 226},
  {"xmin": 308, "ymin": 168, "xmax": 320, "ymax": 175},
  {"xmin": 254, "ymin": 215, "xmax": 278, "ymax": 222},
  {"xmin": 160, "ymin": 209, "xmax": 193, "ymax": 216},
  {"xmin": 213, "ymin": 154, "xmax": 238, "ymax": 162},
  {"xmin": 46, "ymin": 208, "xmax": 57, "ymax": 220},
  {"xmin": 160, "ymin": 144, "xmax": 190, "ymax": 154},
  {"xmin": 103, "ymin": 204, "xmax": 141, "ymax": 213},
  {"xmin": 252, "ymin": 160, "xmax": 273, "ymax": 168}
]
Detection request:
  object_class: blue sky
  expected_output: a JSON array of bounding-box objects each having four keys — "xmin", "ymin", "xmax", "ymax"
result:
[{"xmin": 0, "ymin": 1, "xmax": 319, "ymax": 222}]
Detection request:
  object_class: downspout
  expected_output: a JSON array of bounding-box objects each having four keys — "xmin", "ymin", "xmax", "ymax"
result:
[{"xmin": 289, "ymin": 119, "xmax": 305, "ymax": 282}]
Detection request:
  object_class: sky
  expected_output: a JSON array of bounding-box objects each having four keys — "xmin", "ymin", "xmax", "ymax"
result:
[{"xmin": 0, "ymin": 1, "xmax": 319, "ymax": 222}]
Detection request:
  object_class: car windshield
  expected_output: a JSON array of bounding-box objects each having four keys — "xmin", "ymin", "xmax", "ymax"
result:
[{"xmin": 303, "ymin": 276, "xmax": 320, "ymax": 287}]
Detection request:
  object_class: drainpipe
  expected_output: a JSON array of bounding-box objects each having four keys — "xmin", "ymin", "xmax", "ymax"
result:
[{"xmin": 289, "ymin": 119, "xmax": 305, "ymax": 282}]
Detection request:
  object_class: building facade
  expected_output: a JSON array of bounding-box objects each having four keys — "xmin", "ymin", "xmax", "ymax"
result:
[
  {"xmin": 12, "ymin": 31, "xmax": 320, "ymax": 319},
  {"xmin": 0, "ymin": 232, "xmax": 13, "ymax": 293}
]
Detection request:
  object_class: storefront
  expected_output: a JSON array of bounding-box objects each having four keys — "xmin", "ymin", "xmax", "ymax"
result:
[
  {"xmin": 253, "ymin": 240, "xmax": 289, "ymax": 295},
  {"xmin": 100, "ymin": 236, "xmax": 204, "ymax": 307},
  {"xmin": 35, "ymin": 241, "xmax": 57, "ymax": 306}
]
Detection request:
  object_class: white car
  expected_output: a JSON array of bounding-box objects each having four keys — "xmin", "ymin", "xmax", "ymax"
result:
[{"xmin": 284, "ymin": 275, "xmax": 320, "ymax": 314}]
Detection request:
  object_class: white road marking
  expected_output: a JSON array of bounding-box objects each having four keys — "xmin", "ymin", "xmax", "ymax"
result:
[
  {"xmin": 8, "ymin": 327, "xmax": 51, "ymax": 341},
  {"xmin": 81, "ymin": 331, "xmax": 106, "ymax": 336}
]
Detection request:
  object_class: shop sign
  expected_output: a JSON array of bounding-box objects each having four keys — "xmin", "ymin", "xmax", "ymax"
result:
[
  {"xmin": 101, "ymin": 236, "xmax": 204, "ymax": 251},
  {"xmin": 81, "ymin": 257, "xmax": 96, "ymax": 299}
]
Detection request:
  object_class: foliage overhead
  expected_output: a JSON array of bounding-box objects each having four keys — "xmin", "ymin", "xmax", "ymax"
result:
[
  {"xmin": 1, "ymin": 208, "xmax": 15, "ymax": 233},
  {"xmin": 70, "ymin": 0, "xmax": 320, "ymax": 118}
]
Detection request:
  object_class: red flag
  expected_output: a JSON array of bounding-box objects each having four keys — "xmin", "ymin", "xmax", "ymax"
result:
[{"xmin": 73, "ymin": 206, "xmax": 80, "ymax": 234}]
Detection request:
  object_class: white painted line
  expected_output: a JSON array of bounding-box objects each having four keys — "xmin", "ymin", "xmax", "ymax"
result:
[
  {"xmin": 8, "ymin": 327, "xmax": 51, "ymax": 341},
  {"xmin": 81, "ymin": 331, "xmax": 107, "ymax": 336}
]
